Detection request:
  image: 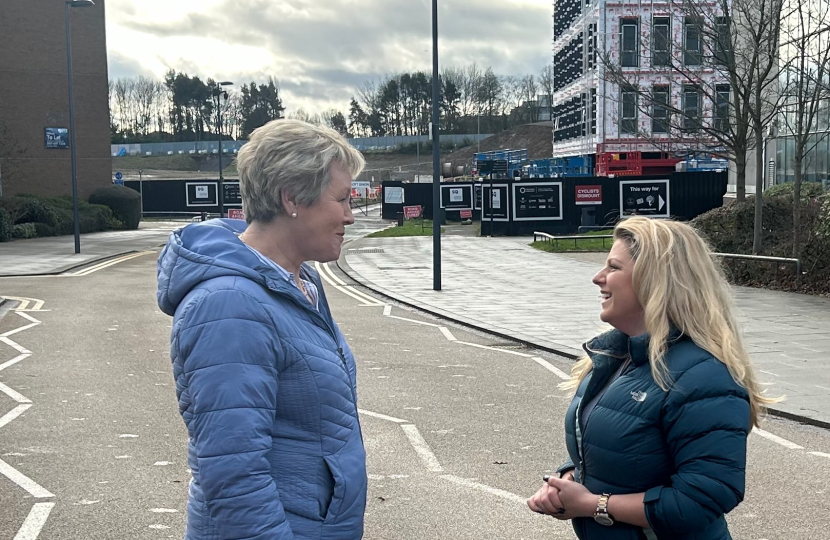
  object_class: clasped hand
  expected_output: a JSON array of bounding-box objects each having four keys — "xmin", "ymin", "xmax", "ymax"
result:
[{"xmin": 526, "ymin": 471, "xmax": 595, "ymax": 520}]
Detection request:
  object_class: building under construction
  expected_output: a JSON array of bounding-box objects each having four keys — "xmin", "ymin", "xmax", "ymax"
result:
[{"xmin": 551, "ymin": 0, "xmax": 728, "ymax": 176}]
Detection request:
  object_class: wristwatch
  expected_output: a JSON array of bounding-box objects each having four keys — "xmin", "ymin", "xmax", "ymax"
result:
[{"xmin": 594, "ymin": 493, "xmax": 614, "ymax": 526}]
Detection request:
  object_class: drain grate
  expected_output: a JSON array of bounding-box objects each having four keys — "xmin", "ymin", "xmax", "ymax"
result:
[{"xmin": 348, "ymin": 248, "xmax": 385, "ymax": 254}]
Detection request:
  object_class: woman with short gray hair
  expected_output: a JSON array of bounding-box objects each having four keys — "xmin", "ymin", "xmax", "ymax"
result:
[{"xmin": 157, "ymin": 119, "xmax": 368, "ymax": 540}]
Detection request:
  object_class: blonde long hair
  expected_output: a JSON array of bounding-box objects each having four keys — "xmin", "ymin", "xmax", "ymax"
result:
[{"xmin": 565, "ymin": 216, "xmax": 777, "ymax": 427}]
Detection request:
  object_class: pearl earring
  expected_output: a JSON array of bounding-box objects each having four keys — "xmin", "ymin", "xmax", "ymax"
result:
[{"xmin": 291, "ymin": 212, "xmax": 297, "ymax": 218}]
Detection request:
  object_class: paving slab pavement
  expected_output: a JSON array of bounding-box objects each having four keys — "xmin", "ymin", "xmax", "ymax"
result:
[
  {"xmin": 341, "ymin": 235, "xmax": 830, "ymax": 428},
  {"xmin": 0, "ymin": 222, "xmax": 180, "ymax": 276}
]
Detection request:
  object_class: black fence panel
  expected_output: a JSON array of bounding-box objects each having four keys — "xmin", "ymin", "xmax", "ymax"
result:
[{"xmin": 383, "ymin": 171, "xmax": 727, "ymax": 236}]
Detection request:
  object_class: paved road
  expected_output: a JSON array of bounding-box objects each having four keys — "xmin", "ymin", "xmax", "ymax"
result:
[{"xmin": 1, "ymin": 247, "xmax": 829, "ymax": 539}]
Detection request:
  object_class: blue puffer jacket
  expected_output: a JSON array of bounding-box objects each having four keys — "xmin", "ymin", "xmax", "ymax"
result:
[
  {"xmin": 157, "ymin": 219, "xmax": 366, "ymax": 540},
  {"xmin": 559, "ymin": 330, "xmax": 750, "ymax": 540}
]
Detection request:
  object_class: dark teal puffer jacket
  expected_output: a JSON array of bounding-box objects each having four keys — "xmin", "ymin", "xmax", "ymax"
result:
[
  {"xmin": 157, "ymin": 219, "xmax": 366, "ymax": 540},
  {"xmin": 560, "ymin": 330, "xmax": 750, "ymax": 540}
]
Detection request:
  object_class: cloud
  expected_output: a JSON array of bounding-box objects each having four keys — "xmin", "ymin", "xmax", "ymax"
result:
[{"xmin": 106, "ymin": 0, "xmax": 553, "ymax": 113}]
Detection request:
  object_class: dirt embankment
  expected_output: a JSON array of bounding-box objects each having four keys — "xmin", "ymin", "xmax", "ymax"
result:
[{"xmin": 112, "ymin": 123, "xmax": 554, "ymax": 181}]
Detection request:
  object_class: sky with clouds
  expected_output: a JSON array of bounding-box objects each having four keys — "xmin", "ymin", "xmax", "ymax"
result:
[{"xmin": 105, "ymin": 0, "xmax": 554, "ymax": 115}]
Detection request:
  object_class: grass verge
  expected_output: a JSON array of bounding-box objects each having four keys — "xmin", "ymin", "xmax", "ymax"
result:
[
  {"xmin": 366, "ymin": 219, "xmax": 443, "ymax": 238},
  {"xmin": 531, "ymin": 229, "xmax": 613, "ymax": 252}
]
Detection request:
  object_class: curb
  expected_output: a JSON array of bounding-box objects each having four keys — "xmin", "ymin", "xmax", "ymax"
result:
[
  {"xmin": 337, "ymin": 240, "xmax": 583, "ymax": 361},
  {"xmin": 0, "ymin": 249, "xmax": 149, "ymax": 278},
  {"xmin": 336, "ymin": 240, "xmax": 830, "ymax": 432}
]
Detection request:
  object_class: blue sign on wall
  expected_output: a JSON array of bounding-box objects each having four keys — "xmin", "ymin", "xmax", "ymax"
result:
[{"xmin": 45, "ymin": 127, "xmax": 69, "ymax": 149}]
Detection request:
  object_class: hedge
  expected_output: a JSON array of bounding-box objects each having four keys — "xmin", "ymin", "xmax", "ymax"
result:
[
  {"xmin": 88, "ymin": 185, "xmax": 141, "ymax": 230},
  {"xmin": 692, "ymin": 182, "xmax": 830, "ymax": 295}
]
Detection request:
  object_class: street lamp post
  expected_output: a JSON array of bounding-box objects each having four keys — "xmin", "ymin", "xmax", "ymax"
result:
[
  {"xmin": 213, "ymin": 81, "xmax": 233, "ymax": 217},
  {"xmin": 431, "ymin": 0, "xmax": 441, "ymax": 291},
  {"xmin": 64, "ymin": 0, "xmax": 94, "ymax": 254}
]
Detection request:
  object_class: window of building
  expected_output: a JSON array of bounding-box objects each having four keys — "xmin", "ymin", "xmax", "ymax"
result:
[
  {"xmin": 715, "ymin": 84, "xmax": 730, "ymax": 132},
  {"xmin": 652, "ymin": 17, "xmax": 671, "ymax": 67},
  {"xmin": 621, "ymin": 19, "xmax": 639, "ymax": 67},
  {"xmin": 621, "ymin": 88, "xmax": 638, "ymax": 134},
  {"xmin": 683, "ymin": 85, "xmax": 701, "ymax": 131},
  {"xmin": 684, "ymin": 18, "xmax": 702, "ymax": 66},
  {"xmin": 714, "ymin": 16, "xmax": 730, "ymax": 65},
  {"xmin": 652, "ymin": 86, "xmax": 670, "ymax": 134}
]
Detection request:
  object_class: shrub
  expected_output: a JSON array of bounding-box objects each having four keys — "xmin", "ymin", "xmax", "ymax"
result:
[
  {"xmin": 764, "ymin": 181, "xmax": 825, "ymax": 200},
  {"xmin": 33, "ymin": 222, "xmax": 57, "ymax": 237},
  {"xmin": 12, "ymin": 222, "xmax": 37, "ymax": 239},
  {"xmin": 15, "ymin": 197, "xmax": 59, "ymax": 226},
  {"xmin": 0, "ymin": 207, "xmax": 11, "ymax": 242},
  {"xmin": 692, "ymin": 192, "xmax": 830, "ymax": 295},
  {"xmin": 88, "ymin": 185, "xmax": 141, "ymax": 229}
]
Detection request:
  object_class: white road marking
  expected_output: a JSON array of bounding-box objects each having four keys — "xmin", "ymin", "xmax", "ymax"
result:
[
  {"xmin": 386, "ymin": 315, "xmax": 440, "ymax": 328},
  {"xmin": 759, "ymin": 370, "xmax": 779, "ymax": 378},
  {"xmin": 315, "ymin": 260, "xmax": 348, "ymax": 286},
  {"xmin": 315, "ymin": 262, "xmax": 384, "ymax": 306},
  {"xmin": 16, "ymin": 312, "xmax": 41, "ymax": 324},
  {"xmin": 1, "ymin": 322, "xmax": 40, "ymax": 337},
  {"xmin": 401, "ymin": 424, "xmax": 444, "ymax": 472},
  {"xmin": 0, "ymin": 336, "xmax": 31, "ymax": 355},
  {"xmin": 13, "ymin": 502, "xmax": 55, "ymax": 540},
  {"xmin": 0, "ymin": 458, "xmax": 55, "ymax": 498},
  {"xmin": 0, "ymin": 404, "xmax": 32, "ymax": 429},
  {"xmin": 752, "ymin": 428, "xmax": 804, "ymax": 450},
  {"xmin": 531, "ymin": 357, "xmax": 571, "ymax": 380},
  {"xmin": 809, "ymin": 452, "xmax": 830, "ymax": 459},
  {"xmin": 383, "ymin": 305, "xmax": 392, "ymax": 316},
  {"xmin": 454, "ymin": 340, "xmax": 533, "ymax": 358},
  {"xmin": 0, "ymin": 381, "xmax": 31, "ymax": 404},
  {"xmin": 439, "ymin": 327, "xmax": 457, "ymax": 341},
  {"xmin": 441, "ymin": 475, "xmax": 528, "ymax": 505},
  {"xmin": 358, "ymin": 409, "xmax": 409, "ymax": 424},
  {"xmin": 0, "ymin": 353, "xmax": 31, "ymax": 372},
  {"xmin": 150, "ymin": 508, "xmax": 178, "ymax": 513},
  {"xmin": 71, "ymin": 252, "xmax": 152, "ymax": 276},
  {"xmin": 3, "ymin": 297, "xmax": 45, "ymax": 311}
]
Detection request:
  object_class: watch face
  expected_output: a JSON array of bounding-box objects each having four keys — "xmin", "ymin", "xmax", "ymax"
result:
[{"xmin": 594, "ymin": 515, "xmax": 614, "ymax": 527}]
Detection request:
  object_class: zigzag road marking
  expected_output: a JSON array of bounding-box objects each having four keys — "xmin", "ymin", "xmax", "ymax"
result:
[{"xmin": 0, "ymin": 301, "xmax": 56, "ymax": 539}]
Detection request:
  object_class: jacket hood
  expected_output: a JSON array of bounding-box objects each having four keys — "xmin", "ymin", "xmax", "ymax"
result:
[{"xmin": 157, "ymin": 219, "xmax": 275, "ymax": 315}]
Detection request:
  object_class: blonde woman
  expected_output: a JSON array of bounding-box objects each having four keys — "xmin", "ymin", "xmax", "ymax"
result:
[{"xmin": 527, "ymin": 216, "xmax": 776, "ymax": 540}]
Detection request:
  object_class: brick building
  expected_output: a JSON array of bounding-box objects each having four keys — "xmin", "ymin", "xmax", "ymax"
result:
[{"xmin": 0, "ymin": 0, "xmax": 110, "ymax": 199}]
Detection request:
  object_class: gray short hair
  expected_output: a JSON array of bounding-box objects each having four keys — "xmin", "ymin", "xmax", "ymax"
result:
[{"xmin": 236, "ymin": 119, "xmax": 365, "ymax": 223}]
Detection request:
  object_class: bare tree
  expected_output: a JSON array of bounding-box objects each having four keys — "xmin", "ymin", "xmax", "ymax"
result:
[
  {"xmin": 460, "ymin": 63, "xmax": 483, "ymax": 120},
  {"xmin": 539, "ymin": 64, "xmax": 554, "ymax": 120},
  {"xmin": 738, "ymin": 0, "xmax": 785, "ymax": 252},
  {"xmin": 134, "ymin": 75, "xmax": 157, "ymax": 136},
  {"xmin": 601, "ymin": 0, "xmax": 783, "ymax": 252},
  {"xmin": 778, "ymin": 0, "xmax": 830, "ymax": 257},
  {"xmin": 521, "ymin": 74, "xmax": 539, "ymax": 122},
  {"xmin": 501, "ymin": 75, "xmax": 524, "ymax": 122}
]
